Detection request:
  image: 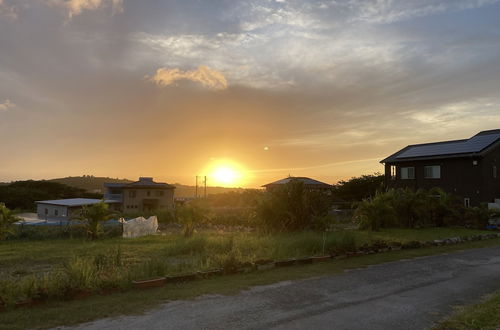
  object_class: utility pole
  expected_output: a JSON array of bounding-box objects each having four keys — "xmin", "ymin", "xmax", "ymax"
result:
[
  {"xmin": 204, "ymin": 175, "xmax": 207, "ymax": 198},
  {"xmin": 195, "ymin": 175, "xmax": 198, "ymax": 198}
]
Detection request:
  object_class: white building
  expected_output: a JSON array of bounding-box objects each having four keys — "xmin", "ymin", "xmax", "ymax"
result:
[{"xmin": 35, "ymin": 198, "xmax": 120, "ymax": 220}]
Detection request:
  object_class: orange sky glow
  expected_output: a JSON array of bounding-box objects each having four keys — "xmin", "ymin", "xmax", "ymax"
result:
[{"xmin": 2, "ymin": 1, "xmax": 500, "ymax": 188}]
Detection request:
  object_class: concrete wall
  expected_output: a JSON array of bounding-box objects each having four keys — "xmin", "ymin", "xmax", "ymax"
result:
[{"xmin": 36, "ymin": 204, "xmax": 70, "ymax": 219}]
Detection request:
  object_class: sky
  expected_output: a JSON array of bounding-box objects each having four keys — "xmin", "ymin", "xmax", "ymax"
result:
[{"xmin": 1, "ymin": 0, "xmax": 500, "ymax": 188}]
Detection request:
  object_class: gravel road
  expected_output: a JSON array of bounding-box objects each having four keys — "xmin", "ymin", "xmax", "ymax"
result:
[{"xmin": 67, "ymin": 245, "xmax": 500, "ymax": 330}]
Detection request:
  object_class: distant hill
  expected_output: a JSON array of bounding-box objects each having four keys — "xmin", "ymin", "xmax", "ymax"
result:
[
  {"xmin": 48, "ymin": 176, "xmax": 132, "ymax": 193},
  {"xmin": 47, "ymin": 176, "xmax": 248, "ymax": 197},
  {"xmin": 172, "ymin": 184, "xmax": 244, "ymax": 198}
]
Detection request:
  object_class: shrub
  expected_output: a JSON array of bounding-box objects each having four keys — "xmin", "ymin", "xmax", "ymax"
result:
[
  {"xmin": 75, "ymin": 201, "xmax": 116, "ymax": 240},
  {"xmin": 463, "ymin": 206, "xmax": 494, "ymax": 229},
  {"xmin": 354, "ymin": 188, "xmax": 490, "ymax": 230},
  {"xmin": 355, "ymin": 192, "xmax": 397, "ymax": 230},
  {"xmin": 176, "ymin": 199, "xmax": 212, "ymax": 237},
  {"xmin": 256, "ymin": 180, "xmax": 333, "ymax": 232},
  {"xmin": 210, "ymin": 207, "xmax": 256, "ymax": 227},
  {"xmin": 0, "ymin": 203, "xmax": 20, "ymax": 240}
]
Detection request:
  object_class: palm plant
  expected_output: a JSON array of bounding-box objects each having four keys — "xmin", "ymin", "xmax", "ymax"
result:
[
  {"xmin": 76, "ymin": 201, "xmax": 115, "ymax": 240},
  {"xmin": 0, "ymin": 203, "xmax": 20, "ymax": 240}
]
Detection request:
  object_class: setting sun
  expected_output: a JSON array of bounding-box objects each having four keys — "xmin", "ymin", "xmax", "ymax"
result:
[
  {"xmin": 213, "ymin": 167, "xmax": 238, "ymax": 185},
  {"xmin": 202, "ymin": 159, "xmax": 247, "ymax": 187}
]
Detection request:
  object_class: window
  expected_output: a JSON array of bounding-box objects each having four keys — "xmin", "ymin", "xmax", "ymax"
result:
[
  {"xmin": 147, "ymin": 190, "xmax": 151, "ymax": 197},
  {"xmin": 129, "ymin": 190, "xmax": 136, "ymax": 198},
  {"xmin": 55, "ymin": 210, "xmax": 59, "ymax": 216},
  {"xmin": 401, "ymin": 167, "xmax": 415, "ymax": 180},
  {"xmin": 44, "ymin": 208, "xmax": 48, "ymax": 215},
  {"xmin": 157, "ymin": 190, "xmax": 164, "ymax": 197},
  {"xmin": 464, "ymin": 198, "xmax": 470, "ymax": 208},
  {"xmin": 424, "ymin": 165, "xmax": 441, "ymax": 179},
  {"xmin": 493, "ymin": 165, "xmax": 497, "ymax": 179},
  {"xmin": 390, "ymin": 166, "xmax": 396, "ymax": 180}
]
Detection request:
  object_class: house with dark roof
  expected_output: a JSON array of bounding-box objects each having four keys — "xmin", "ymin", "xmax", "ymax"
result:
[
  {"xmin": 262, "ymin": 177, "xmax": 333, "ymax": 191},
  {"xmin": 104, "ymin": 177, "xmax": 175, "ymax": 212},
  {"xmin": 381, "ymin": 129, "xmax": 500, "ymax": 206}
]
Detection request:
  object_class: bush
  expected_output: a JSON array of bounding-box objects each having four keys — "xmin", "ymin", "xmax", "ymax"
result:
[
  {"xmin": 210, "ymin": 207, "xmax": 256, "ymax": 227},
  {"xmin": 176, "ymin": 199, "xmax": 212, "ymax": 237},
  {"xmin": 354, "ymin": 188, "xmax": 491, "ymax": 230},
  {"xmin": 256, "ymin": 180, "xmax": 333, "ymax": 232},
  {"xmin": 0, "ymin": 203, "xmax": 19, "ymax": 240},
  {"xmin": 463, "ymin": 207, "xmax": 494, "ymax": 229}
]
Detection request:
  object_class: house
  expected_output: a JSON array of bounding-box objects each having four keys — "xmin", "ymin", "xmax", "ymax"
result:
[
  {"xmin": 262, "ymin": 176, "xmax": 333, "ymax": 192},
  {"xmin": 104, "ymin": 177, "xmax": 175, "ymax": 212},
  {"xmin": 381, "ymin": 129, "xmax": 500, "ymax": 207},
  {"xmin": 35, "ymin": 198, "xmax": 121, "ymax": 220}
]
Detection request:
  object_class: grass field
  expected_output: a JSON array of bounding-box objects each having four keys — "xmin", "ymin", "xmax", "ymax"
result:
[
  {"xmin": 434, "ymin": 291, "xmax": 500, "ymax": 330},
  {"xmin": 0, "ymin": 237, "xmax": 499, "ymax": 330},
  {"xmin": 0, "ymin": 227, "xmax": 491, "ymax": 280}
]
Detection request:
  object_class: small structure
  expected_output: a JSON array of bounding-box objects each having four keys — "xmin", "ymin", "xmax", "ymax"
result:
[
  {"xmin": 35, "ymin": 198, "xmax": 120, "ymax": 220},
  {"xmin": 381, "ymin": 129, "xmax": 500, "ymax": 207},
  {"xmin": 121, "ymin": 216, "xmax": 158, "ymax": 238},
  {"xmin": 262, "ymin": 177, "xmax": 333, "ymax": 191},
  {"xmin": 104, "ymin": 177, "xmax": 175, "ymax": 212}
]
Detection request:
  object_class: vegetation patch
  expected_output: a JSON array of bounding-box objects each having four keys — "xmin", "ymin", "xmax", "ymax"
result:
[
  {"xmin": 0, "ymin": 228, "xmax": 497, "ymax": 309},
  {"xmin": 1, "ymin": 238, "xmax": 499, "ymax": 330},
  {"xmin": 434, "ymin": 291, "xmax": 500, "ymax": 330}
]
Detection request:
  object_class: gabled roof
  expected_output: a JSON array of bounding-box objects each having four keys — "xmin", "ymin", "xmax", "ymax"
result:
[
  {"xmin": 35, "ymin": 198, "xmax": 120, "ymax": 207},
  {"xmin": 381, "ymin": 129, "xmax": 500, "ymax": 163},
  {"xmin": 104, "ymin": 177, "xmax": 175, "ymax": 189},
  {"xmin": 262, "ymin": 177, "xmax": 332, "ymax": 188}
]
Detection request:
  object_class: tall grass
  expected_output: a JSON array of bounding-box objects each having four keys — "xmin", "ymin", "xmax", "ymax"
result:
[{"xmin": 0, "ymin": 228, "xmax": 492, "ymax": 305}]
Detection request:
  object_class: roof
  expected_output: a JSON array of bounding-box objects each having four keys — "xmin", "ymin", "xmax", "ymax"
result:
[
  {"xmin": 381, "ymin": 129, "xmax": 500, "ymax": 163},
  {"xmin": 35, "ymin": 198, "xmax": 120, "ymax": 207},
  {"xmin": 104, "ymin": 177, "xmax": 175, "ymax": 189},
  {"xmin": 262, "ymin": 177, "xmax": 333, "ymax": 188}
]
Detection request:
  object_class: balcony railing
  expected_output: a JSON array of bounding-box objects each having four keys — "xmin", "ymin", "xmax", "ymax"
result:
[{"xmin": 104, "ymin": 193, "xmax": 123, "ymax": 202}]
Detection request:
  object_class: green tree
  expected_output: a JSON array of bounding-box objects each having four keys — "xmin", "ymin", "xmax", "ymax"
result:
[
  {"xmin": 77, "ymin": 201, "xmax": 115, "ymax": 240},
  {"xmin": 256, "ymin": 179, "xmax": 333, "ymax": 232},
  {"xmin": 0, "ymin": 180, "xmax": 88, "ymax": 210},
  {"xmin": 176, "ymin": 199, "xmax": 212, "ymax": 237},
  {"xmin": 333, "ymin": 173, "xmax": 385, "ymax": 204},
  {"xmin": 0, "ymin": 203, "xmax": 20, "ymax": 240}
]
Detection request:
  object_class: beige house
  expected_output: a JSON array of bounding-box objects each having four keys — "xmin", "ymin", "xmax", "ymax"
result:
[{"xmin": 104, "ymin": 177, "xmax": 175, "ymax": 212}]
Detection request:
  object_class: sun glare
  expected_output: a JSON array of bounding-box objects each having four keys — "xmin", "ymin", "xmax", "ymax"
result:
[
  {"xmin": 213, "ymin": 167, "xmax": 238, "ymax": 185},
  {"xmin": 202, "ymin": 159, "xmax": 247, "ymax": 187}
]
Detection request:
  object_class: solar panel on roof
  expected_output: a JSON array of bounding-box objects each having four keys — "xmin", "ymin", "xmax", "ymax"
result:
[{"xmin": 396, "ymin": 133, "xmax": 500, "ymax": 159}]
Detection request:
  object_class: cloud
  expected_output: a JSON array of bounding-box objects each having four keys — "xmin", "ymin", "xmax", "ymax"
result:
[
  {"xmin": 0, "ymin": 0, "xmax": 17, "ymax": 19},
  {"xmin": 0, "ymin": 99, "xmax": 15, "ymax": 112},
  {"xmin": 49, "ymin": 0, "xmax": 123, "ymax": 18},
  {"xmin": 150, "ymin": 66, "xmax": 228, "ymax": 90}
]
